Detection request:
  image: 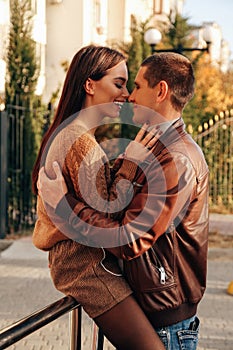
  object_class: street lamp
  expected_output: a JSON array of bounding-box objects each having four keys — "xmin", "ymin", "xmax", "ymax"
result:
[
  {"xmin": 144, "ymin": 26, "xmax": 214, "ymax": 55},
  {"xmin": 144, "ymin": 29, "xmax": 162, "ymax": 54}
]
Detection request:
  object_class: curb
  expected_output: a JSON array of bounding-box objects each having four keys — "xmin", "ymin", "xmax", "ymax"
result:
[{"xmin": 0, "ymin": 240, "xmax": 13, "ymax": 253}]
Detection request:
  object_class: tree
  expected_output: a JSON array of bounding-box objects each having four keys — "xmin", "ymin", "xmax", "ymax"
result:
[
  {"xmin": 6, "ymin": 0, "xmax": 39, "ymax": 106},
  {"xmin": 5, "ymin": 0, "xmax": 42, "ymax": 232},
  {"xmin": 126, "ymin": 15, "xmax": 151, "ymax": 92},
  {"xmin": 183, "ymin": 56, "xmax": 233, "ymax": 131},
  {"xmin": 113, "ymin": 15, "xmax": 151, "ymax": 93},
  {"xmin": 162, "ymin": 13, "xmax": 195, "ymax": 57}
]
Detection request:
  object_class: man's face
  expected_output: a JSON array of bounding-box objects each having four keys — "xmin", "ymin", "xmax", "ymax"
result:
[{"xmin": 129, "ymin": 66, "xmax": 160, "ymax": 125}]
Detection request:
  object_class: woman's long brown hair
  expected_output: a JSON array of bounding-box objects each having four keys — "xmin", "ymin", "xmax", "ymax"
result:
[{"xmin": 32, "ymin": 45, "xmax": 125, "ymax": 194}]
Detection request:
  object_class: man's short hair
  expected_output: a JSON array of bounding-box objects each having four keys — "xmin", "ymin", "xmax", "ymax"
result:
[{"xmin": 141, "ymin": 52, "xmax": 195, "ymax": 111}]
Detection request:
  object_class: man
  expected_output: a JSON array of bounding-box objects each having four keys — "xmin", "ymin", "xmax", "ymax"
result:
[{"xmin": 37, "ymin": 52, "xmax": 209, "ymax": 349}]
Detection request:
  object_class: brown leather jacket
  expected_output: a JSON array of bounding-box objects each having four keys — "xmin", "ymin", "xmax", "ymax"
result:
[{"xmin": 55, "ymin": 117, "xmax": 209, "ymax": 327}]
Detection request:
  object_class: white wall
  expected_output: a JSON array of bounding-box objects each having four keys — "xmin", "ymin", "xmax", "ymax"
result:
[
  {"xmin": 44, "ymin": 0, "xmax": 110, "ymax": 103},
  {"xmin": 33, "ymin": 0, "xmax": 46, "ymax": 96},
  {"xmin": 45, "ymin": 0, "xmax": 84, "ymax": 103},
  {"xmin": 0, "ymin": 0, "xmax": 10, "ymax": 95}
]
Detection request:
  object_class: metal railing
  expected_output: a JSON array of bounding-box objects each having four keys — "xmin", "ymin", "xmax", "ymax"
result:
[
  {"xmin": 192, "ymin": 109, "xmax": 233, "ymax": 213},
  {"xmin": 0, "ymin": 104, "xmax": 51, "ymax": 236},
  {"xmin": 0, "ymin": 296, "xmax": 105, "ymax": 350}
]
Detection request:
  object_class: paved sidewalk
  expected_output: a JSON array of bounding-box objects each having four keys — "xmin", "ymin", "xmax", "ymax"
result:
[
  {"xmin": 0, "ymin": 213, "xmax": 232, "ymax": 349},
  {"xmin": 209, "ymin": 213, "xmax": 233, "ymax": 236}
]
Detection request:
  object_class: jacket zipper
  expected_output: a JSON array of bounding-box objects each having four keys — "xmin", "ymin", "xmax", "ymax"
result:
[
  {"xmin": 157, "ymin": 266, "xmax": 166, "ymax": 284},
  {"xmin": 151, "ymin": 247, "xmax": 166, "ymax": 285}
]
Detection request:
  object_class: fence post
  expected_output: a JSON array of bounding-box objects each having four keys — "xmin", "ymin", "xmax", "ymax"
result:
[
  {"xmin": 69, "ymin": 308, "xmax": 82, "ymax": 350},
  {"xmin": 0, "ymin": 111, "xmax": 7, "ymax": 238}
]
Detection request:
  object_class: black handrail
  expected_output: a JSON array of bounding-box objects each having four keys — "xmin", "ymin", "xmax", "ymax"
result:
[{"xmin": 0, "ymin": 296, "xmax": 105, "ymax": 350}]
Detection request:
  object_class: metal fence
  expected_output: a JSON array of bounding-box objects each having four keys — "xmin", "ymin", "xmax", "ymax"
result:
[
  {"xmin": 7, "ymin": 104, "xmax": 33, "ymax": 232},
  {"xmin": 192, "ymin": 108, "xmax": 233, "ymax": 213},
  {"xmin": 0, "ymin": 104, "xmax": 50, "ymax": 236},
  {"xmin": 0, "ymin": 112, "xmax": 7, "ymax": 238}
]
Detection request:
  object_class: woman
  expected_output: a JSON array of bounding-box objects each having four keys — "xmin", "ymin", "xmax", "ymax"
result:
[{"xmin": 32, "ymin": 45, "xmax": 164, "ymax": 350}]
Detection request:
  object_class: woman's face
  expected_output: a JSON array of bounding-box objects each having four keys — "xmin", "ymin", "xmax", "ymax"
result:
[{"xmin": 85, "ymin": 60, "xmax": 129, "ymax": 118}]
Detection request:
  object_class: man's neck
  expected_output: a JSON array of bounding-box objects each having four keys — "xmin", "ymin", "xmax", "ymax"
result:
[
  {"xmin": 148, "ymin": 117, "xmax": 180, "ymax": 134},
  {"xmin": 150, "ymin": 102, "xmax": 181, "ymax": 124}
]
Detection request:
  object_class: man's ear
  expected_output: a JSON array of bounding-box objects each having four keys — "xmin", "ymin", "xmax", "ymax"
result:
[
  {"xmin": 84, "ymin": 78, "xmax": 95, "ymax": 95},
  {"xmin": 157, "ymin": 80, "xmax": 169, "ymax": 102}
]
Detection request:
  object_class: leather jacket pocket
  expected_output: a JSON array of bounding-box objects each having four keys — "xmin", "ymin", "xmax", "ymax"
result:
[{"xmin": 124, "ymin": 247, "xmax": 179, "ymax": 312}]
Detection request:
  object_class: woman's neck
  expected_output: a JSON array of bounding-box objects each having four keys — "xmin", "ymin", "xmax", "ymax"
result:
[{"xmin": 77, "ymin": 107, "xmax": 102, "ymax": 136}]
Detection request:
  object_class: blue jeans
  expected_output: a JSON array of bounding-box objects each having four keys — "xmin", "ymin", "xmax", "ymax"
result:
[{"xmin": 155, "ymin": 316, "xmax": 200, "ymax": 350}]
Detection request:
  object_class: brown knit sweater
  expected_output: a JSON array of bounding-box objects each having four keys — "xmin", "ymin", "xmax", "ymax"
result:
[{"xmin": 33, "ymin": 120, "xmax": 138, "ymax": 250}]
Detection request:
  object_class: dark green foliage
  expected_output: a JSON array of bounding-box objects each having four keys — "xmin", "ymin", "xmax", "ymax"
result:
[
  {"xmin": 162, "ymin": 13, "xmax": 195, "ymax": 56},
  {"xmin": 4, "ymin": 0, "xmax": 48, "ymax": 232},
  {"xmin": 126, "ymin": 15, "xmax": 151, "ymax": 93},
  {"xmin": 6, "ymin": 0, "xmax": 39, "ymax": 106}
]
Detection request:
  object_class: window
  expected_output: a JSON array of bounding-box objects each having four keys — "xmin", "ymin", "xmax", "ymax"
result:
[
  {"xmin": 153, "ymin": 0, "xmax": 163, "ymax": 14},
  {"xmin": 95, "ymin": 0, "xmax": 104, "ymax": 35},
  {"xmin": 95, "ymin": 0, "xmax": 101, "ymax": 27}
]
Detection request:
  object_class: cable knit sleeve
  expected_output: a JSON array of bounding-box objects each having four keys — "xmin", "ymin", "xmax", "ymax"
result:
[
  {"xmin": 64, "ymin": 134, "xmax": 108, "ymax": 208},
  {"xmin": 63, "ymin": 131, "xmax": 140, "ymax": 216}
]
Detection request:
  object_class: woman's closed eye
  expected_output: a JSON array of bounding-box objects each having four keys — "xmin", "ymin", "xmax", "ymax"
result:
[{"xmin": 115, "ymin": 82, "xmax": 124, "ymax": 89}]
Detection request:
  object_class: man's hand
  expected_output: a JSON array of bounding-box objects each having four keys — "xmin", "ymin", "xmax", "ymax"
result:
[{"xmin": 37, "ymin": 162, "xmax": 68, "ymax": 209}]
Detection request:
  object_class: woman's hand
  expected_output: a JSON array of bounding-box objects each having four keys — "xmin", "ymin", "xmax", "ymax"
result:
[
  {"xmin": 124, "ymin": 122, "xmax": 162, "ymax": 164},
  {"xmin": 37, "ymin": 162, "xmax": 68, "ymax": 209}
]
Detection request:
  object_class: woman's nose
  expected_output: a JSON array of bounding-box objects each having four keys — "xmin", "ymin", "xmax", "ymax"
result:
[{"xmin": 122, "ymin": 86, "xmax": 130, "ymax": 99}]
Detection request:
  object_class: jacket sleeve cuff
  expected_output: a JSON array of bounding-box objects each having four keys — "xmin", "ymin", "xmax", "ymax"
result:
[{"xmin": 118, "ymin": 158, "xmax": 138, "ymax": 182}]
